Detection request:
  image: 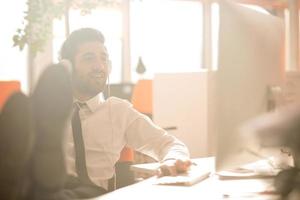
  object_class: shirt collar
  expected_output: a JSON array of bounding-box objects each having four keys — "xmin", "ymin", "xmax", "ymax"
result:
[{"xmin": 74, "ymin": 93, "xmax": 104, "ymax": 113}]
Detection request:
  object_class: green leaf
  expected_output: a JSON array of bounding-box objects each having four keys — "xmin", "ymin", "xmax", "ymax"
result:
[{"xmin": 14, "ymin": 0, "xmax": 121, "ymax": 55}]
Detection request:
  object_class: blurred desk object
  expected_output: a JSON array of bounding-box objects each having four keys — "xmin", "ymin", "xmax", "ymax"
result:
[{"xmin": 93, "ymin": 157, "xmax": 280, "ymax": 200}]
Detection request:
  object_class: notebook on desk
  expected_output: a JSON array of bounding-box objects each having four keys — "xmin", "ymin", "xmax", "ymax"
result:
[{"xmin": 130, "ymin": 159, "xmax": 212, "ymax": 186}]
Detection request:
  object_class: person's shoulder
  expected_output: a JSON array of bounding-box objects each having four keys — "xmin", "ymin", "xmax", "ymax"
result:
[{"xmin": 106, "ymin": 96, "xmax": 133, "ymax": 108}]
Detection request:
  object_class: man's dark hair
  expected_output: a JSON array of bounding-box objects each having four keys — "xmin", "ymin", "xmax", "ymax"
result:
[{"xmin": 59, "ymin": 28, "xmax": 105, "ymax": 63}]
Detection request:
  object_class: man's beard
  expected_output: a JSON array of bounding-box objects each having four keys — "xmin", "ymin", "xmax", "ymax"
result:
[{"xmin": 73, "ymin": 76, "xmax": 107, "ymax": 98}]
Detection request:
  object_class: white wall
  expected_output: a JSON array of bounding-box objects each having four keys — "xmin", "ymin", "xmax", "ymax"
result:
[{"xmin": 153, "ymin": 72, "xmax": 215, "ymax": 158}]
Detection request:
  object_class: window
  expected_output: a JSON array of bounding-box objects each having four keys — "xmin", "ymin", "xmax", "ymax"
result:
[
  {"xmin": 130, "ymin": 0, "xmax": 203, "ymax": 81},
  {"xmin": 0, "ymin": 0, "xmax": 28, "ymax": 92},
  {"xmin": 211, "ymin": 2, "xmax": 219, "ymax": 70},
  {"xmin": 53, "ymin": 1, "xmax": 204, "ymax": 83}
]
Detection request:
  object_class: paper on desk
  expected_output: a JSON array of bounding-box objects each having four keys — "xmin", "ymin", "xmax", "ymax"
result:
[{"xmin": 217, "ymin": 159, "xmax": 281, "ymax": 179}]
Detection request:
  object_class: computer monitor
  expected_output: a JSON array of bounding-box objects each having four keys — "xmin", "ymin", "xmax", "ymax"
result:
[{"xmin": 215, "ymin": 0, "xmax": 285, "ymax": 171}]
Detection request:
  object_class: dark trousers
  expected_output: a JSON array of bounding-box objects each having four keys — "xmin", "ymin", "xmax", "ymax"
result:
[
  {"xmin": 33, "ymin": 176, "xmax": 109, "ymax": 200},
  {"xmin": 61, "ymin": 176, "xmax": 108, "ymax": 199}
]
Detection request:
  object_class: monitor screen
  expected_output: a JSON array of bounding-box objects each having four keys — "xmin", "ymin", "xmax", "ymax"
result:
[{"xmin": 215, "ymin": 0, "xmax": 285, "ymax": 171}]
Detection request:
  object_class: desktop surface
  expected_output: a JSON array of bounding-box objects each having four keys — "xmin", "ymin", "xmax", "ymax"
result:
[{"xmin": 93, "ymin": 157, "xmax": 279, "ymax": 200}]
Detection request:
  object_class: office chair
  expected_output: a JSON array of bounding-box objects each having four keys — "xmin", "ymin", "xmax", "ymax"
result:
[
  {"xmin": 0, "ymin": 81, "xmax": 21, "ymax": 109},
  {"xmin": 0, "ymin": 92, "xmax": 34, "ymax": 200},
  {"xmin": 131, "ymin": 79, "xmax": 153, "ymax": 118}
]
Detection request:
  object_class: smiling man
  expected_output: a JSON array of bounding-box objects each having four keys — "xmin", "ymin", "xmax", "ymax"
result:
[{"xmin": 60, "ymin": 28, "xmax": 191, "ymax": 199}]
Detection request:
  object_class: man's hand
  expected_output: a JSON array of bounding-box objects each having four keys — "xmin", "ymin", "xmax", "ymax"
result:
[{"xmin": 158, "ymin": 159, "xmax": 192, "ymax": 177}]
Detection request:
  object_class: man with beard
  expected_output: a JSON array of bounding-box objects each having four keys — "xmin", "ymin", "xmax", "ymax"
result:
[{"xmin": 60, "ymin": 28, "xmax": 191, "ymax": 199}]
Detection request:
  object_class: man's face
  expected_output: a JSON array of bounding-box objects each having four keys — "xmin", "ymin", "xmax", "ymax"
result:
[{"xmin": 73, "ymin": 41, "xmax": 109, "ymax": 98}]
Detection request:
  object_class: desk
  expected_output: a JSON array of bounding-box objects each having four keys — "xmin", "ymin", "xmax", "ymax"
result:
[{"xmin": 92, "ymin": 157, "xmax": 280, "ymax": 200}]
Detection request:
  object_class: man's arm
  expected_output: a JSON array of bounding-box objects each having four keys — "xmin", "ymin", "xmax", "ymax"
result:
[{"xmin": 125, "ymin": 113, "xmax": 191, "ymax": 176}]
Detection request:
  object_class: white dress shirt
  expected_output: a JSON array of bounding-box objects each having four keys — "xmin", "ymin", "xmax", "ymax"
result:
[{"xmin": 64, "ymin": 94, "xmax": 189, "ymax": 190}]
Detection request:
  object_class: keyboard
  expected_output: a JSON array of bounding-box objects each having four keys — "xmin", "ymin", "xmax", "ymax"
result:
[
  {"xmin": 130, "ymin": 159, "xmax": 212, "ymax": 186},
  {"xmin": 155, "ymin": 164, "xmax": 211, "ymax": 186}
]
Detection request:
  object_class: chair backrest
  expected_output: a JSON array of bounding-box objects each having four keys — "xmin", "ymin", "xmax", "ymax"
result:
[
  {"xmin": 0, "ymin": 81, "xmax": 21, "ymax": 110},
  {"xmin": 118, "ymin": 147, "xmax": 134, "ymax": 162},
  {"xmin": 131, "ymin": 79, "xmax": 153, "ymax": 115}
]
